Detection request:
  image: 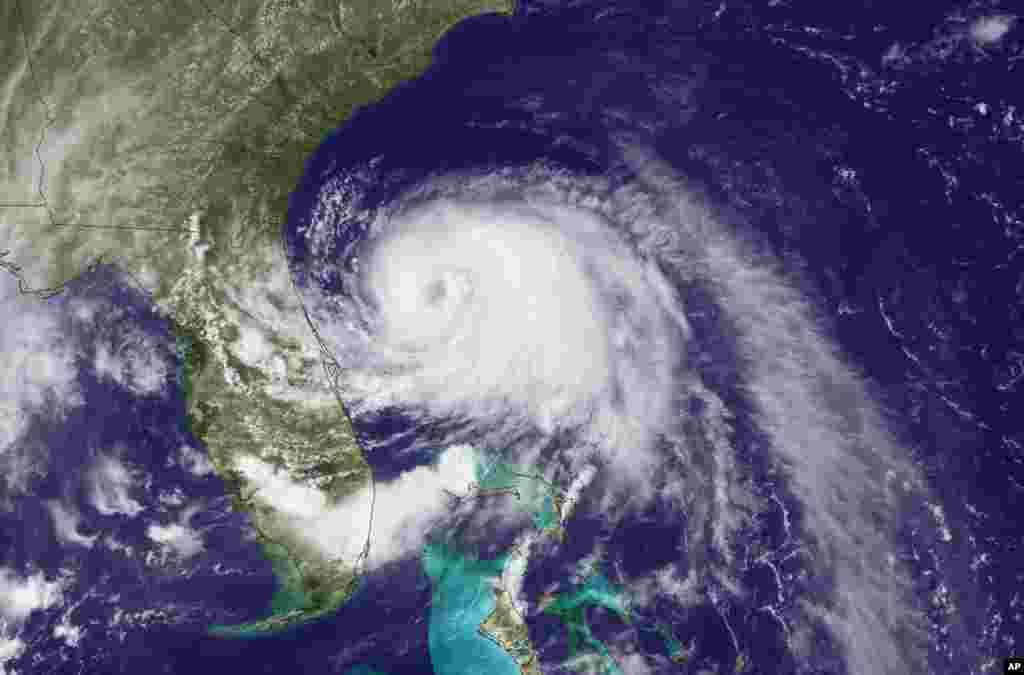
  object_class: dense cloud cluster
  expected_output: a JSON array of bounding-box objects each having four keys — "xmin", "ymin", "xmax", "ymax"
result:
[{"xmin": 292, "ymin": 148, "xmax": 944, "ymax": 674}]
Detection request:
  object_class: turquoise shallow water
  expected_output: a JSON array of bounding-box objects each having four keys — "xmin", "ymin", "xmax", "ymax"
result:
[
  {"xmin": 542, "ymin": 570, "xmax": 630, "ymax": 675},
  {"xmin": 422, "ymin": 540, "xmax": 521, "ymax": 675},
  {"xmin": 345, "ymin": 445, "xmax": 555, "ymax": 675},
  {"xmin": 473, "ymin": 448, "xmax": 559, "ymax": 530}
]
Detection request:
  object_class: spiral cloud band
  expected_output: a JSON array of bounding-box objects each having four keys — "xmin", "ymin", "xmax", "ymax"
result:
[
  {"xmin": 301, "ymin": 173, "xmax": 695, "ymax": 485},
  {"xmin": 292, "ymin": 150, "xmax": 947, "ymax": 675}
]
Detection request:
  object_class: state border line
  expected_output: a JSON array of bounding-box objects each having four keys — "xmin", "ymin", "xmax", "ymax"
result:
[
  {"xmin": 7, "ymin": 0, "xmax": 56, "ymax": 219},
  {"xmin": 0, "ymin": 0, "xmax": 312, "ymax": 235}
]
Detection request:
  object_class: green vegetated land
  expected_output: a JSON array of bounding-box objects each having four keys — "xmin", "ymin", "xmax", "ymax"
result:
[{"xmin": 2, "ymin": 0, "xmax": 512, "ymax": 634}]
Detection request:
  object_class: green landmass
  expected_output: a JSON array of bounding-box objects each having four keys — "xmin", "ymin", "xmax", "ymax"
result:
[
  {"xmin": 2, "ymin": 0, "xmax": 512, "ymax": 636},
  {"xmin": 171, "ymin": 254, "xmax": 371, "ymax": 634},
  {"xmin": 478, "ymin": 585, "xmax": 542, "ymax": 675},
  {"xmin": 209, "ymin": 540, "xmax": 359, "ymax": 637},
  {"xmin": 3, "ymin": 0, "xmax": 515, "ymax": 292}
]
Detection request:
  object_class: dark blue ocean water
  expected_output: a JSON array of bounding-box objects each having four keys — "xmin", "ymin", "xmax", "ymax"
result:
[
  {"xmin": 0, "ymin": 266, "xmax": 282, "ymax": 673},
  {"xmin": 284, "ymin": 1, "xmax": 1022, "ymax": 672},
  {"xmin": 6, "ymin": 1, "xmax": 1021, "ymax": 673}
]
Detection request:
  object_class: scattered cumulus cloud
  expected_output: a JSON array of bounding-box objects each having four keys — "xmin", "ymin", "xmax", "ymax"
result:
[
  {"xmin": 0, "ymin": 628, "xmax": 26, "ymax": 675},
  {"xmin": 88, "ymin": 454, "xmax": 145, "ymax": 517},
  {"xmin": 214, "ymin": 243, "xmax": 335, "ymax": 404},
  {"xmin": 0, "ymin": 567, "xmax": 66, "ymax": 671},
  {"xmin": 146, "ymin": 522, "xmax": 203, "ymax": 558},
  {"xmin": 157, "ymin": 488, "xmax": 187, "ymax": 507},
  {"xmin": 146, "ymin": 506, "xmax": 204, "ymax": 560},
  {"xmin": 176, "ymin": 445, "xmax": 214, "ymax": 477},
  {"xmin": 46, "ymin": 501, "xmax": 97, "ymax": 548},
  {"xmin": 104, "ymin": 538, "xmax": 136, "ymax": 558},
  {"xmin": 93, "ymin": 329, "xmax": 171, "ymax": 396},
  {"xmin": 971, "ymin": 14, "xmax": 1014, "ymax": 44},
  {"xmin": 52, "ymin": 614, "xmax": 83, "ymax": 647},
  {"xmin": 231, "ymin": 319, "xmax": 275, "ymax": 370}
]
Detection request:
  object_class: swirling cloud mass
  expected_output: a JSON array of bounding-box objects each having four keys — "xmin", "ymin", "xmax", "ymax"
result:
[
  {"xmin": 340, "ymin": 192, "xmax": 688, "ymax": 478},
  {"xmin": 290, "ymin": 149, "xmax": 951, "ymax": 675}
]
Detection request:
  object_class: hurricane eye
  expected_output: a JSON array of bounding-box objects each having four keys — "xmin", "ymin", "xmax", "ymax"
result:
[{"xmin": 424, "ymin": 279, "xmax": 448, "ymax": 306}]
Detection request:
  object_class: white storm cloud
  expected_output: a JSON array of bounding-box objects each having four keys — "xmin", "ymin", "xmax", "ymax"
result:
[
  {"xmin": 308, "ymin": 192, "xmax": 690, "ymax": 487},
  {"xmin": 235, "ymin": 444, "xmax": 478, "ymax": 568},
  {"xmin": 0, "ymin": 273, "xmax": 83, "ymax": 503},
  {"xmin": 234, "ymin": 455, "xmax": 328, "ymax": 520},
  {"xmin": 88, "ymin": 454, "xmax": 144, "ymax": 517},
  {"xmin": 52, "ymin": 615, "xmax": 82, "ymax": 647},
  {"xmin": 0, "ymin": 275, "xmax": 81, "ymax": 487},
  {"xmin": 0, "ymin": 569, "xmax": 63, "ymax": 622}
]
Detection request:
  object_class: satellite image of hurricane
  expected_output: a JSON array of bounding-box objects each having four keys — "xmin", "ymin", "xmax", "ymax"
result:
[{"xmin": 1, "ymin": 1, "xmax": 1022, "ymax": 674}]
